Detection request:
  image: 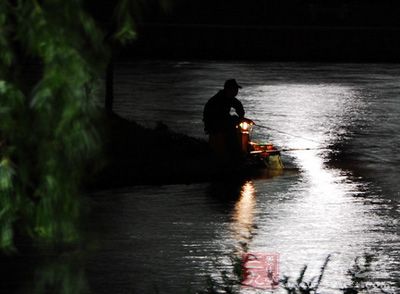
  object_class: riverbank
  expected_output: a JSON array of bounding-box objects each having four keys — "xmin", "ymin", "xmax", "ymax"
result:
[
  {"xmin": 89, "ymin": 112, "xmax": 284, "ymax": 189},
  {"xmin": 89, "ymin": 112, "xmax": 209, "ymax": 188},
  {"xmin": 90, "ymin": 113, "xmax": 244, "ymax": 188}
]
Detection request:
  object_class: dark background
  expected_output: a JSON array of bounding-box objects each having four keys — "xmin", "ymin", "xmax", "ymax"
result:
[{"xmin": 114, "ymin": 0, "xmax": 400, "ymax": 61}]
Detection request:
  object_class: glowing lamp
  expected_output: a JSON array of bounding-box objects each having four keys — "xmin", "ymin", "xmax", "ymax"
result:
[
  {"xmin": 237, "ymin": 119, "xmax": 254, "ymax": 154},
  {"xmin": 240, "ymin": 121, "xmax": 249, "ymax": 130},
  {"xmin": 238, "ymin": 121, "xmax": 253, "ymax": 133}
]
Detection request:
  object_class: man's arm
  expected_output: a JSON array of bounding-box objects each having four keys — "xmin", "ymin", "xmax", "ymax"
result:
[{"xmin": 232, "ymin": 98, "xmax": 245, "ymax": 118}]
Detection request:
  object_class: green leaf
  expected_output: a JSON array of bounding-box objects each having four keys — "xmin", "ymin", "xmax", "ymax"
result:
[{"xmin": 114, "ymin": 16, "xmax": 137, "ymax": 44}]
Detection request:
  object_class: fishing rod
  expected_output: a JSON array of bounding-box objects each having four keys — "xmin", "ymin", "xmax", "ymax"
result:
[
  {"xmin": 281, "ymin": 147, "xmax": 329, "ymax": 152},
  {"xmin": 250, "ymin": 147, "xmax": 328, "ymax": 154}
]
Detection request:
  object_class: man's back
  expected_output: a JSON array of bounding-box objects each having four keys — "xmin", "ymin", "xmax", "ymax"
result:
[{"xmin": 203, "ymin": 90, "xmax": 244, "ymax": 134}]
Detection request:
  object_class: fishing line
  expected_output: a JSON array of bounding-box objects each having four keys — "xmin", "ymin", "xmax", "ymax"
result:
[
  {"xmin": 252, "ymin": 123, "xmax": 393, "ymax": 161},
  {"xmin": 254, "ymin": 123, "xmax": 321, "ymax": 144}
]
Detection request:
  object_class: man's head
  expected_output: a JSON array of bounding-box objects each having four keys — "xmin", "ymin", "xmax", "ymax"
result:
[{"xmin": 223, "ymin": 79, "xmax": 242, "ymax": 99}]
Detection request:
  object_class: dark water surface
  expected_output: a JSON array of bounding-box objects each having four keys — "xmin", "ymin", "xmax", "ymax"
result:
[{"xmin": 88, "ymin": 61, "xmax": 400, "ymax": 293}]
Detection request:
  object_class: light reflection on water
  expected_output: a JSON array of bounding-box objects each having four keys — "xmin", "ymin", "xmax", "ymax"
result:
[
  {"xmin": 231, "ymin": 181, "xmax": 256, "ymax": 246},
  {"xmin": 87, "ymin": 61, "xmax": 400, "ymax": 293}
]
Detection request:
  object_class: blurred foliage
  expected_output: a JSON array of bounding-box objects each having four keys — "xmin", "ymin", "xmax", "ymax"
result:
[
  {"xmin": 0, "ymin": 0, "xmax": 105, "ymax": 252},
  {"xmin": 0, "ymin": 0, "xmax": 170, "ymax": 253}
]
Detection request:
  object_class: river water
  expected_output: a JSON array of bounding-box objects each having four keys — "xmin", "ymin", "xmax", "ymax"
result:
[{"xmin": 88, "ymin": 61, "xmax": 400, "ymax": 293}]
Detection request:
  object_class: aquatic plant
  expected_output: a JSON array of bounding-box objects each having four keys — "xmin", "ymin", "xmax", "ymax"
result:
[
  {"xmin": 341, "ymin": 253, "xmax": 373, "ymax": 293},
  {"xmin": 280, "ymin": 254, "xmax": 330, "ymax": 294},
  {"xmin": 341, "ymin": 253, "xmax": 396, "ymax": 294},
  {"xmin": 196, "ymin": 255, "xmax": 243, "ymax": 294},
  {"xmin": 197, "ymin": 253, "xmax": 394, "ymax": 294}
]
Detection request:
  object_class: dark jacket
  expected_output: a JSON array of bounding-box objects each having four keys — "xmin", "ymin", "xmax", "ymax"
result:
[{"xmin": 203, "ymin": 90, "xmax": 245, "ymax": 134}]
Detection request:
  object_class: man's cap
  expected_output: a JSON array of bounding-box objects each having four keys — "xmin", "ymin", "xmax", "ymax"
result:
[{"xmin": 224, "ymin": 79, "xmax": 242, "ymax": 89}]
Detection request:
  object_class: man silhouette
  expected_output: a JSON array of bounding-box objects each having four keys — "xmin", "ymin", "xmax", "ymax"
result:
[{"xmin": 203, "ymin": 79, "xmax": 245, "ymax": 162}]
